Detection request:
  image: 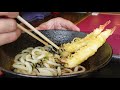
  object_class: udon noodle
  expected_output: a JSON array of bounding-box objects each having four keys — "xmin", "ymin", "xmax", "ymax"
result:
[{"xmin": 12, "ymin": 45, "xmax": 86, "ymax": 76}]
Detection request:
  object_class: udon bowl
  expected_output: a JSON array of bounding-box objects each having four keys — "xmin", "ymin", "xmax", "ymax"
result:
[{"xmin": 0, "ymin": 30, "xmax": 112, "ymax": 78}]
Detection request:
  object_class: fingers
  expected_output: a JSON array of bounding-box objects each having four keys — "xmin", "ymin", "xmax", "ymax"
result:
[
  {"xmin": 0, "ymin": 18, "xmax": 17, "ymax": 33},
  {"xmin": 36, "ymin": 17, "xmax": 80, "ymax": 31},
  {"xmin": 36, "ymin": 22, "xmax": 52, "ymax": 30},
  {"xmin": 0, "ymin": 12, "xmax": 21, "ymax": 46},
  {"xmin": 0, "ymin": 29, "xmax": 21, "ymax": 46},
  {"xmin": 0, "ymin": 12, "xmax": 19, "ymax": 18},
  {"xmin": 55, "ymin": 17, "xmax": 80, "ymax": 31}
]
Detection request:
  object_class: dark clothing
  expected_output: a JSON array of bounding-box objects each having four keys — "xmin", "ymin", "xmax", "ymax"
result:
[{"xmin": 21, "ymin": 12, "xmax": 51, "ymax": 22}]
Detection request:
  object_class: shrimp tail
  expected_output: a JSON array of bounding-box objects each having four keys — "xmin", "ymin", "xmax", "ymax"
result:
[
  {"xmin": 98, "ymin": 26, "xmax": 116, "ymax": 42},
  {"xmin": 111, "ymin": 26, "xmax": 116, "ymax": 35},
  {"xmin": 99, "ymin": 20, "xmax": 111, "ymax": 30}
]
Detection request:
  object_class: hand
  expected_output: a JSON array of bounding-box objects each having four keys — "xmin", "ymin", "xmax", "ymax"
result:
[
  {"xmin": 0, "ymin": 12, "xmax": 21, "ymax": 46},
  {"xmin": 36, "ymin": 17, "xmax": 80, "ymax": 31},
  {"xmin": 0, "ymin": 12, "xmax": 21, "ymax": 76}
]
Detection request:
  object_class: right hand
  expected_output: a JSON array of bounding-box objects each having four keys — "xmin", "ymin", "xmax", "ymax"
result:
[
  {"xmin": 0, "ymin": 12, "xmax": 21, "ymax": 46},
  {"xmin": 0, "ymin": 12, "xmax": 21, "ymax": 77}
]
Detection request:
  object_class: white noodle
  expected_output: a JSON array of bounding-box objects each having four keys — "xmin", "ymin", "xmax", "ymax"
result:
[
  {"xmin": 44, "ymin": 63, "xmax": 50, "ymax": 68},
  {"xmin": 45, "ymin": 68, "xmax": 57, "ymax": 76},
  {"xmin": 26, "ymin": 54, "xmax": 39, "ymax": 64},
  {"xmin": 13, "ymin": 64, "xmax": 28, "ymax": 71},
  {"xmin": 47, "ymin": 60, "xmax": 60, "ymax": 66},
  {"xmin": 31, "ymin": 49, "xmax": 46, "ymax": 60},
  {"xmin": 24, "ymin": 62, "xmax": 32, "ymax": 74},
  {"xmin": 14, "ymin": 54, "xmax": 23, "ymax": 62},
  {"xmin": 22, "ymin": 47, "xmax": 33, "ymax": 53},
  {"xmin": 62, "ymin": 68, "xmax": 73, "ymax": 75},
  {"xmin": 37, "ymin": 68, "xmax": 53, "ymax": 76},
  {"xmin": 13, "ymin": 46, "xmax": 86, "ymax": 76},
  {"xmin": 57, "ymin": 67, "xmax": 61, "ymax": 75},
  {"xmin": 20, "ymin": 56, "xmax": 25, "ymax": 64},
  {"xmin": 77, "ymin": 66, "xmax": 86, "ymax": 73},
  {"xmin": 74, "ymin": 66, "xmax": 79, "ymax": 72}
]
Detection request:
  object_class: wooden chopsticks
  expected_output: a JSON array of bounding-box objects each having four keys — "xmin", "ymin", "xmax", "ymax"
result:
[
  {"xmin": 16, "ymin": 15, "xmax": 59, "ymax": 50},
  {"xmin": 17, "ymin": 24, "xmax": 49, "ymax": 46}
]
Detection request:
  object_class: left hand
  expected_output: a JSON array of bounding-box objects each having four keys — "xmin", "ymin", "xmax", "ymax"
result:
[{"xmin": 36, "ymin": 17, "xmax": 80, "ymax": 31}]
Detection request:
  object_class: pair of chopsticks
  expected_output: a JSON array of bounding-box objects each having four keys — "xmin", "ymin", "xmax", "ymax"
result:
[{"xmin": 16, "ymin": 15, "xmax": 59, "ymax": 50}]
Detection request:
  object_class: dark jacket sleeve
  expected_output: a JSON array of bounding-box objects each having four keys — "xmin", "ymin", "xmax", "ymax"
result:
[{"xmin": 20, "ymin": 12, "xmax": 51, "ymax": 22}]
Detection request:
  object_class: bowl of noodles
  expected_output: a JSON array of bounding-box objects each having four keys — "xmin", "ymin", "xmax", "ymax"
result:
[{"xmin": 0, "ymin": 30, "xmax": 112, "ymax": 78}]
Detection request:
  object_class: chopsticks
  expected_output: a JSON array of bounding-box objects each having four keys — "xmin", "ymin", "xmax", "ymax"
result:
[
  {"xmin": 16, "ymin": 15, "xmax": 59, "ymax": 50},
  {"xmin": 17, "ymin": 24, "xmax": 49, "ymax": 46}
]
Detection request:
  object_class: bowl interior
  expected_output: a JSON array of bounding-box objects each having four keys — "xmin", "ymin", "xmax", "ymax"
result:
[{"xmin": 0, "ymin": 30, "xmax": 112, "ymax": 78}]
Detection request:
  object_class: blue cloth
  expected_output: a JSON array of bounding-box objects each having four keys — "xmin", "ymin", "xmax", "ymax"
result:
[{"xmin": 21, "ymin": 12, "xmax": 51, "ymax": 22}]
